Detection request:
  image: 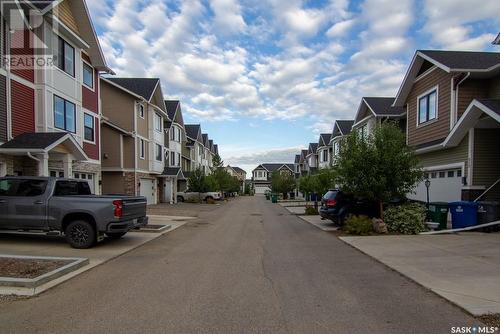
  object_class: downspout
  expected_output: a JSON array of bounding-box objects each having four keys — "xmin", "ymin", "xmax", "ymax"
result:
[
  {"xmin": 26, "ymin": 152, "xmax": 40, "ymax": 163},
  {"xmin": 454, "ymin": 72, "xmax": 471, "ymax": 187}
]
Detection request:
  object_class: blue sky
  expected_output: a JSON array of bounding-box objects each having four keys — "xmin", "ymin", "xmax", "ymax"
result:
[{"xmin": 88, "ymin": 0, "xmax": 500, "ymax": 174}]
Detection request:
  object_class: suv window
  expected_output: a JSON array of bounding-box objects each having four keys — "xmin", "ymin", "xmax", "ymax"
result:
[
  {"xmin": 0, "ymin": 179, "xmax": 47, "ymax": 197},
  {"xmin": 54, "ymin": 181, "xmax": 92, "ymax": 196},
  {"xmin": 323, "ymin": 190, "xmax": 339, "ymax": 200}
]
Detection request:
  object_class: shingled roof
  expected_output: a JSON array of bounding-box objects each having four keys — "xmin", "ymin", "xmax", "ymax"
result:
[
  {"xmin": 419, "ymin": 50, "xmax": 500, "ymax": 71},
  {"xmin": 260, "ymin": 163, "xmax": 294, "ymax": 172},
  {"xmin": 185, "ymin": 124, "xmax": 201, "ymax": 141},
  {"xmin": 337, "ymin": 120, "xmax": 354, "ymax": 136},
  {"xmin": 319, "ymin": 133, "xmax": 332, "ymax": 147},
  {"xmin": 363, "ymin": 97, "xmax": 404, "ymax": 116},
  {"xmin": 106, "ymin": 78, "xmax": 160, "ymax": 101},
  {"xmin": 308, "ymin": 143, "xmax": 318, "ymax": 154},
  {"xmin": 165, "ymin": 100, "xmax": 179, "ymax": 120},
  {"xmin": 0, "ymin": 132, "xmax": 67, "ymax": 149}
]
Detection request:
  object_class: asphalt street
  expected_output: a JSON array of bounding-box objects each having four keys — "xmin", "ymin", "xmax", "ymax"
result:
[{"xmin": 0, "ymin": 196, "xmax": 478, "ymax": 333}]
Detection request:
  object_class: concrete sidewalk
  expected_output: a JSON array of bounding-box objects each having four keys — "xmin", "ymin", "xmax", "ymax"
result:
[
  {"xmin": 0, "ymin": 215, "xmax": 194, "ymax": 296},
  {"xmin": 341, "ymin": 233, "xmax": 500, "ymax": 315}
]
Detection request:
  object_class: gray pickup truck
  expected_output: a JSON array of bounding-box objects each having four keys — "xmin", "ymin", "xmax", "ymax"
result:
[{"xmin": 0, "ymin": 177, "xmax": 148, "ymax": 248}]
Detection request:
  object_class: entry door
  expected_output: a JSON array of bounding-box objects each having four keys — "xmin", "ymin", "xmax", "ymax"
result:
[
  {"xmin": 164, "ymin": 179, "xmax": 173, "ymax": 203},
  {"xmin": 140, "ymin": 179, "xmax": 156, "ymax": 205}
]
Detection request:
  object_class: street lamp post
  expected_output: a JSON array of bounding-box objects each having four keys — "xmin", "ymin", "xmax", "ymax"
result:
[{"xmin": 425, "ymin": 179, "xmax": 431, "ymax": 221}]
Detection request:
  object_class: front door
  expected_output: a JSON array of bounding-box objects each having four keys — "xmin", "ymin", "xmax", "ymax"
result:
[{"xmin": 164, "ymin": 179, "xmax": 173, "ymax": 204}]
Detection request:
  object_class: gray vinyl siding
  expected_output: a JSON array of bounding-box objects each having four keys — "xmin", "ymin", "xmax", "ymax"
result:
[
  {"xmin": 473, "ymin": 129, "xmax": 500, "ymax": 201},
  {"xmin": 0, "ymin": 74, "xmax": 6, "ymax": 142},
  {"xmin": 417, "ymin": 135, "xmax": 469, "ymax": 178}
]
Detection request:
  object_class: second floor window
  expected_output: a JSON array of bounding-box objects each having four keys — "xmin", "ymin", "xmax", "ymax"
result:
[
  {"xmin": 334, "ymin": 142, "xmax": 340, "ymax": 156},
  {"xmin": 82, "ymin": 62, "xmax": 94, "ymax": 88},
  {"xmin": 322, "ymin": 150, "xmax": 328, "ymax": 162},
  {"xmin": 155, "ymin": 144, "xmax": 162, "ymax": 161},
  {"xmin": 57, "ymin": 37, "xmax": 75, "ymax": 77},
  {"xmin": 418, "ymin": 89, "xmax": 437, "ymax": 125},
  {"xmin": 138, "ymin": 104, "xmax": 145, "ymax": 118},
  {"xmin": 154, "ymin": 113, "xmax": 162, "ymax": 132},
  {"xmin": 170, "ymin": 151, "xmax": 175, "ymax": 166},
  {"xmin": 84, "ymin": 113, "xmax": 94, "ymax": 142},
  {"xmin": 54, "ymin": 95, "xmax": 76, "ymax": 133},
  {"xmin": 177, "ymin": 153, "xmax": 181, "ymax": 167},
  {"xmin": 139, "ymin": 139, "xmax": 145, "ymax": 159}
]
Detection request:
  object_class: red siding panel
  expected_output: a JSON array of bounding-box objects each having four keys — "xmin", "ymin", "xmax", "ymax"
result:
[
  {"xmin": 11, "ymin": 80, "xmax": 35, "ymax": 137},
  {"xmin": 10, "ymin": 29, "xmax": 35, "ymax": 83},
  {"xmin": 83, "ymin": 116, "xmax": 99, "ymax": 160},
  {"xmin": 82, "ymin": 68, "xmax": 98, "ymax": 112}
]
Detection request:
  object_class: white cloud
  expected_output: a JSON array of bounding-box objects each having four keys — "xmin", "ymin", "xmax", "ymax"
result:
[
  {"xmin": 209, "ymin": 0, "xmax": 247, "ymax": 35},
  {"xmin": 326, "ymin": 19, "xmax": 356, "ymax": 38}
]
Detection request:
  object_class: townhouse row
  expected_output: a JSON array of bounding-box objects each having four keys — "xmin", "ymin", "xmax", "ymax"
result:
[
  {"xmin": 296, "ymin": 50, "xmax": 500, "ymax": 203},
  {"xmin": 0, "ymin": 0, "xmax": 221, "ymax": 205}
]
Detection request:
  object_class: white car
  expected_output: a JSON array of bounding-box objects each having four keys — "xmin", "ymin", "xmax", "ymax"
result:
[{"xmin": 177, "ymin": 191, "xmax": 222, "ymax": 202}]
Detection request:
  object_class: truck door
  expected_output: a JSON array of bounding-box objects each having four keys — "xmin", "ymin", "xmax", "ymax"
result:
[
  {"xmin": 7, "ymin": 179, "xmax": 49, "ymax": 230},
  {"xmin": 0, "ymin": 179, "xmax": 13, "ymax": 229}
]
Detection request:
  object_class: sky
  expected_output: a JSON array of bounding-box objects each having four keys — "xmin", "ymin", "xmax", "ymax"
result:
[{"xmin": 88, "ymin": 0, "xmax": 500, "ymax": 175}]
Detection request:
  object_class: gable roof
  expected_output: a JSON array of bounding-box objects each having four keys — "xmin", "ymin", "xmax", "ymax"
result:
[
  {"xmin": 208, "ymin": 139, "xmax": 214, "ymax": 152},
  {"xmin": 162, "ymin": 167, "xmax": 185, "ymax": 179},
  {"xmin": 354, "ymin": 97, "xmax": 404, "ymax": 125},
  {"xmin": 319, "ymin": 133, "xmax": 332, "ymax": 147},
  {"xmin": 308, "ymin": 143, "xmax": 318, "ymax": 155},
  {"xmin": 294, "ymin": 154, "xmax": 301, "ymax": 163},
  {"xmin": 230, "ymin": 166, "xmax": 246, "ymax": 174},
  {"xmin": 202, "ymin": 134, "xmax": 209, "ymax": 147},
  {"xmin": 185, "ymin": 124, "xmax": 201, "ymax": 141},
  {"xmin": 337, "ymin": 120, "xmax": 354, "ymax": 136},
  {"xmin": 165, "ymin": 100, "xmax": 179, "ymax": 121},
  {"xmin": 106, "ymin": 78, "xmax": 160, "ymax": 102},
  {"xmin": 394, "ymin": 50, "xmax": 500, "ymax": 106},
  {"xmin": 213, "ymin": 144, "xmax": 219, "ymax": 155},
  {"xmin": 257, "ymin": 163, "xmax": 294, "ymax": 173}
]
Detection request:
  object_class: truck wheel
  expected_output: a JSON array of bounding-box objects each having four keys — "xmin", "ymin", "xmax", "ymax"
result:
[
  {"xmin": 177, "ymin": 196, "xmax": 184, "ymax": 202},
  {"xmin": 105, "ymin": 232, "xmax": 127, "ymax": 240},
  {"xmin": 65, "ymin": 220, "xmax": 96, "ymax": 249}
]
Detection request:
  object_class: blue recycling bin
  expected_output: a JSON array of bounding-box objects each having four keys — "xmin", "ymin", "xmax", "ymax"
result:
[{"xmin": 449, "ymin": 201, "xmax": 479, "ymax": 229}]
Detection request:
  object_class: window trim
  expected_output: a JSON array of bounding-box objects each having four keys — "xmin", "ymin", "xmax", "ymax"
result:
[
  {"xmin": 154, "ymin": 113, "xmax": 162, "ymax": 132},
  {"xmin": 83, "ymin": 112, "xmax": 95, "ymax": 143},
  {"xmin": 139, "ymin": 139, "xmax": 145, "ymax": 160},
  {"xmin": 155, "ymin": 144, "xmax": 163, "ymax": 162},
  {"xmin": 53, "ymin": 95, "xmax": 76, "ymax": 133},
  {"xmin": 416, "ymin": 86, "xmax": 439, "ymax": 127},
  {"xmin": 138, "ymin": 104, "xmax": 145, "ymax": 119},
  {"xmin": 57, "ymin": 36, "xmax": 75, "ymax": 77},
  {"xmin": 82, "ymin": 60, "xmax": 94, "ymax": 90}
]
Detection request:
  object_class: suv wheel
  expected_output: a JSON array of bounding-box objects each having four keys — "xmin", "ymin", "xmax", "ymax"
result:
[
  {"xmin": 105, "ymin": 232, "xmax": 127, "ymax": 240},
  {"xmin": 65, "ymin": 220, "xmax": 96, "ymax": 249},
  {"xmin": 177, "ymin": 196, "xmax": 184, "ymax": 202}
]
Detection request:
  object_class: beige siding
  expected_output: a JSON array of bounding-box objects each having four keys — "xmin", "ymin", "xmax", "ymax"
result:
[
  {"xmin": 151, "ymin": 87, "xmax": 166, "ymax": 112},
  {"xmin": 457, "ymin": 79, "xmax": 488, "ymax": 118},
  {"xmin": 417, "ymin": 135, "xmax": 469, "ymax": 178},
  {"xmin": 406, "ymin": 69, "xmax": 452, "ymax": 147},
  {"xmin": 137, "ymin": 105, "xmax": 149, "ymax": 137},
  {"xmin": 101, "ymin": 81, "xmax": 135, "ymax": 131},
  {"xmin": 54, "ymin": 0, "xmax": 79, "ymax": 34},
  {"xmin": 123, "ymin": 136, "xmax": 135, "ymax": 169},
  {"xmin": 138, "ymin": 139, "xmax": 149, "ymax": 171},
  {"xmin": 102, "ymin": 172, "xmax": 125, "ymax": 195},
  {"xmin": 473, "ymin": 129, "xmax": 500, "ymax": 201},
  {"xmin": 101, "ymin": 125, "xmax": 122, "ymax": 168}
]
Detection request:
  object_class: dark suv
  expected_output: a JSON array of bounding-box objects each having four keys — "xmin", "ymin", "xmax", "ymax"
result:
[{"xmin": 319, "ymin": 190, "xmax": 379, "ymax": 225}]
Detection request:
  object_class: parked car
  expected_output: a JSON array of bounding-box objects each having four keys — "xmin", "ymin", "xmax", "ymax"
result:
[
  {"xmin": 319, "ymin": 189, "xmax": 379, "ymax": 225},
  {"xmin": 0, "ymin": 177, "xmax": 148, "ymax": 249},
  {"xmin": 177, "ymin": 190, "xmax": 222, "ymax": 202}
]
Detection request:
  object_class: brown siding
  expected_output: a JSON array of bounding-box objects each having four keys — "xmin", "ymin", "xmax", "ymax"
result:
[
  {"xmin": 473, "ymin": 129, "xmax": 500, "ymax": 201},
  {"xmin": 101, "ymin": 80, "xmax": 135, "ymax": 131},
  {"xmin": 457, "ymin": 79, "xmax": 488, "ymax": 118},
  {"xmin": 138, "ymin": 138, "xmax": 149, "ymax": 171},
  {"xmin": 488, "ymin": 76, "xmax": 500, "ymax": 99},
  {"xmin": 406, "ymin": 69, "xmax": 452, "ymax": 147},
  {"xmin": 137, "ymin": 105, "xmax": 149, "ymax": 137},
  {"xmin": 102, "ymin": 172, "xmax": 125, "ymax": 195},
  {"xmin": 0, "ymin": 75, "xmax": 6, "ymax": 142},
  {"xmin": 54, "ymin": 0, "xmax": 80, "ymax": 34},
  {"xmin": 417, "ymin": 135, "xmax": 469, "ymax": 178},
  {"xmin": 101, "ymin": 125, "xmax": 122, "ymax": 168},
  {"xmin": 123, "ymin": 136, "xmax": 135, "ymax": 169}
]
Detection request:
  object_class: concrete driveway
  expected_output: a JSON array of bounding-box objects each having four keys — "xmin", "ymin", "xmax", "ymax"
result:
[{"xmin": 341, "ymin": 233, "xmax": 500, "ymax": 315}]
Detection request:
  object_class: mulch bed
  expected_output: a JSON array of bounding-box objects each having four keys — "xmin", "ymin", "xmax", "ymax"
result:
[
  {"xmin": 0, "ymin": 258, "xmax": 72, "ymax": 279},
  {"xmin": 477, "ymin": 314, "xmax": 500, "ymax": 328}
]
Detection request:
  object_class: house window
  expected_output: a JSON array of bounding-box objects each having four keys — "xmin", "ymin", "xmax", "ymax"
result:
[
  {"xmin": 84, "ymin": 113, "xmax": 94, "ymax": 142},
  {"xmin": 457, "ymin": 169, "xmax": 462, "ymax": 177},
  {"xmin": 57, "ymin": 37, "xmax": 75, "ymax": 76},
  {"xmin": 322, "ymin": 150, "xmax": 328, "ymax": 162},
  {"xmin": 155, "ymin": 144, "xmax": 162, "ymax": 161},
  {"xmin": 177, "ymin": 153, "xmax": 181, "ymax": 167},
  {"xmin": 138, "ymin": 104, "xmax": 145, "ymax": 118},
  {"xmin": 170, "ymin": 151, "xmax": 175, "ymax": 166},
  {"xmin": 360, "ymin": 125, "xmax": 368, "ymax": 139},
  {"xmin": 439, "ymin": 171, "xmax": 446, "ymax": 178},
  {"xmin": 82, "ymin": 62, "xmax": 94, "ymax": 88},
  {"xmin": 54, "ymin": 95, "xmax": 76, "ymax": 133},
  {"xmin": 154, "ymin": 113, "xmax": 162, "ymax": 132},
  {"xmin": 447, "ymin": 171, "xmax": 454, "ymax": 178},
  {"xmin": 139, "ymin": 139, "xmax": 145, "ymax": 159},
  {"xmin": 418, "ymin": 89, "xmax": 437, "ymax": 124},
  {"xmin": 334, "ymin": 142, "xmax": 340, "ymax": 156}
]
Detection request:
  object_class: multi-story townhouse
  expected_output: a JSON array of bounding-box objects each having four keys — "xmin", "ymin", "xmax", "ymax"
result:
[
  {"xmin": 164, "ymin": 100, "xmax": 186, "ymax": 203},
  {"xmin": 306, "ymin": 143, "xmax": 318, "ymax": 173},
  {"xmin": 201, "ymin": 133, "xmax": 211, "ymax": 174},
  {"xmin": 298, "ymin": 149, "xmax": 309, "ymax": 175},
  {"xmin": 226, "ymin": 166, "xmax": 247, "ymax": 193},
  {"xmin": 184, "ymin": 124, "xmax": 204, "ymax": 172},
  {"xmin": 393, "ymin": 50, "xmax": 500, "ymax": 202},
  {"xmin": 99, "ymin": 77, "xmax": 168, "ymax": 205},
  {"xmin": 251, "ymin": 163, "xmax": 295, "ymax": 195},
  {"xmin": 294, "ymin": 154, "xmax": 301, "ymax": 176},
  {"xmin": 0, "ymin": 0, "xmax": 111, "ymax": 194},
  {"xmin": 317, "ymin": 133, "xmax": 332, "ymax": 169},
  {"xmin": 352, "ymin": 97, "xmax": 406, "ymax": 138},
  {"xmin": 329, "ymin": 120, "xmax": 354, "ymax": 165}
]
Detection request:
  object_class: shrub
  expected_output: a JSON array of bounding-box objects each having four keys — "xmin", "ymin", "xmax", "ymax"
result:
[
  {"xmin": 384, "ymin": 203, "xmax": 427, "ymax": 235},
  {"xmin": 343, "ymin": 215, "xmax": 373, "ymax": 235},
  {"xmin": 304, "ymin": 205, "xmax": 318, "ymax": 215}
]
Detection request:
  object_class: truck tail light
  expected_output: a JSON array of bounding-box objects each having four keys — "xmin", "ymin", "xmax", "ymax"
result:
[
  {"xmin": 113, "ymin": 200, "xmax": 123, "ymax": 218},
  {"xmin": 326, "ymin": 199, "xmax": 337, "ymax": 207}
]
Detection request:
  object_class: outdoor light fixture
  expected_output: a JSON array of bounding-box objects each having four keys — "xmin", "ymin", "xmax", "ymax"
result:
[{"xmin": 425, "ymin": 179, "xmax": 431, "ymax": 209}]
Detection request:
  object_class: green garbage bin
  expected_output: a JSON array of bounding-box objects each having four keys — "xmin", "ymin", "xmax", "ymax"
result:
[
  {"xmin": 265, "ymin": 193, "xmax": 270, "ymax": 200},
  {"xmin": 428, "ymin": 202, "xmax": 449, "ymax": 230},
  {"xmin": 271, "ymin": 194, "xmax": 278, "ymax": 203}
]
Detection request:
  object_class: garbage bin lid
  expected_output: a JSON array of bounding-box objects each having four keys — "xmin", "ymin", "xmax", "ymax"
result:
[{"xmin": 449, "ymin": 201, "xmax": 479, "ymax": 207}]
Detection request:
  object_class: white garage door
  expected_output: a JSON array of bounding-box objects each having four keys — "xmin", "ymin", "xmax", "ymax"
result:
[
  {"xmin": 140, "ymin": 178, "xmax": 156, "ymax": 205},
  {"xmin": 408, "ymin": 168, "xmax": 463, "ymax": 203},
  {"xmin": 254, "ymin": 185, "xmax": 271, "ymax": 195}
]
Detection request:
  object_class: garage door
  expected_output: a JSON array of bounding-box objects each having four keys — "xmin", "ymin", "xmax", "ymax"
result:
[
  {"xmin": 140, "ymin": 178, "xmax": 156, "ymax": 205},
  {"xmin": 254, "ymin": 185, "xmax": 271, "ymax": 195},
  {"xmin": 408, "ymin": 168, "xmax": 463, "ymax": 203}
]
